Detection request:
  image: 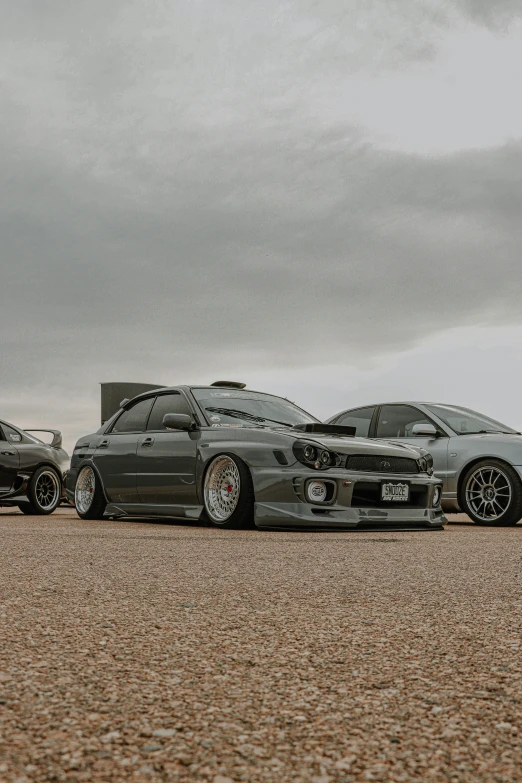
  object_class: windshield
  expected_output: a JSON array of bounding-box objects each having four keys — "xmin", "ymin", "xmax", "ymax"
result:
[
  {"xmin": 191, "ymin": 388, "xmax": 318, "ymax": 428},
  {"xmin": 426, "ymin": 404, "xmax": 517, "ymax": 435}
]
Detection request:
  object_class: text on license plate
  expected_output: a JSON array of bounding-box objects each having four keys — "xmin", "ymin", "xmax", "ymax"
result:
[{"xmin": 381, "ymin": 482, "xmax": 410, "ymax": 502}]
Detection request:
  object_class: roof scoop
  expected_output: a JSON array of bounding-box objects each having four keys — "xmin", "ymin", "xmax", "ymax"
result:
[
  {"xmin": 293, "ymin": 423, "xmax": 356, "ymax": 437},
  {"xmin": 211, "ymin": 381, "xmax": 247, "ymax": 389}
]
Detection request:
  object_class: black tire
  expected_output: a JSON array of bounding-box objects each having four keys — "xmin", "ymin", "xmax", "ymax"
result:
[
  {"xmin": 74, "ymin": 465, "xmax": 107, "ymax": 520},
  {"xmin": 459, "ymin": 459, "xmax": 522, "ymax": 526},
  {"xmin": 202, "ymin": 454, "xmax": 255, "ymax": 529},
  {"xmin": 18, "ymin": 466, "xmax": 62, "ymax": 516}
]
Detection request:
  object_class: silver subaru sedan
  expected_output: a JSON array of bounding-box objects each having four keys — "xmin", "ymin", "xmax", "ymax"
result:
[{"xmin": 326, "ymin": 402, "xmax": 522, "ymax": 526}]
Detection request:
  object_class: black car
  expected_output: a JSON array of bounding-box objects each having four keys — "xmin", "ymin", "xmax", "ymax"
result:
[{"xmin": 0, "ymin": 420, "xmax": 69, "ymax": 515}]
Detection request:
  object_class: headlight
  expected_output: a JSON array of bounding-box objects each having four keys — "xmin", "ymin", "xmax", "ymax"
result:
[
  {"xmin": 417, "ymin": 452, "xmax": 434, "ymax": 475},
  {"xmin": 303, "ymin": 444, "xmax": 316, "ymax": 461},
  {"xmin": 433, "ymin": 485, "xmax": 442, "ymax": 507},
  {"xmin": 293, "ymin": 441, "xmax": 338, "ymax": 470}
]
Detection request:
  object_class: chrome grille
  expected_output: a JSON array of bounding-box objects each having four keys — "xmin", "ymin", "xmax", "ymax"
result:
[{"xmin": 345, "ymin": 455, "xmax": 419, "ymax": 474}]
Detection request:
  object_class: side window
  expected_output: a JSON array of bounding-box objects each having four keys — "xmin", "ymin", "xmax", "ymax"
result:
[
  {"xmin": 334, "ymin": 407, "xmax": 375, "ymax": 437},
  {"xmin": 111, "ymin": 398, "xmax": 154, "ymax": 434},
  {"xmin": 147, "ymin": 393, "xmax": 192, "ymax": 431},
  {"xmin": 2, "ymin": 424, "xmax": 23, "ymax": 443},
  {"xmin": 376, "ymin": 405, "xmax": 436, "ymax": 438}
]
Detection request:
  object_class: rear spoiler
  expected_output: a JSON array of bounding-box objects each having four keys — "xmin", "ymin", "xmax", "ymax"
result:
[
  {"xmin": 24, "ymin": 429, "xmax": 62, "ymax": 449},
  {"xmin": 293, "ymin": 423, "xmax": 356, "ymax": 437}
]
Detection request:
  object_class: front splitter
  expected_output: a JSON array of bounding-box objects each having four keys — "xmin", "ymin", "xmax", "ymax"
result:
[{"xmin": 254, "ymin": 501, "xmax": 446, "ymax": 529}]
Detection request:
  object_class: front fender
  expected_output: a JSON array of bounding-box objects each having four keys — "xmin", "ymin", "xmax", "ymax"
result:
[
  {"xmin": 198, "ymin": 429, "xmax": 297, "ymax": 466},
  {"xmin": 195, "ymin": 431, "xmax": 299, "ymax": 501}
]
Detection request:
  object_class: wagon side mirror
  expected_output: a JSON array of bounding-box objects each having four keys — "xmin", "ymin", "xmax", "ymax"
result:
[
  {"xmin": 411, "ymin": 423, "xmax": 438, "ymax": 437},
  {"xmin": 162, "ymin": 413, "xmax": 194, "ymax": 431}
]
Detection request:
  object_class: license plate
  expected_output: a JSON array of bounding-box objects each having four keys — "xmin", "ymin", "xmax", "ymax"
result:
[{"xmin": 381, "ymin": 482, "xmax": 409, "ymax": 502}]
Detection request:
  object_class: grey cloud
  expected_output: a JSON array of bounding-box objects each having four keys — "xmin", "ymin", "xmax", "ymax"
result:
[
  {"xmin": 456, "ymin": 0, "xmax": 522, "ymax": 28},
  {"xmin": 1, "ymin": 0, "xmax": 521, "ymax": 445}
]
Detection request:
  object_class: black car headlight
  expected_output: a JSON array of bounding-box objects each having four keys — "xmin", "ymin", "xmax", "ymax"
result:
[
  {"xmin": 293, "ymin": 441, "xmax": 339, "ymax": 470},
  {"xmin": 417, "ymin": 452, "xmax": 434, "ymax": 475}
]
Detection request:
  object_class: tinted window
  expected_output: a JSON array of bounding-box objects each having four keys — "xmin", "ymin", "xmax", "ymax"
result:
[
  {"xmin": 376, "ymin": 405, "xmax": 437, "ymax": 438},
  {"xmin": 334, "ymin": 407, "xmax": 375, "ymax": 437},
  {"xmin": 191, "ymin": 388, "xmax": 317, "ymax": 428},
  {"xmin": 111, "ymin": 398, "xmax": 154, "ymax": 433},
  {"xmin": 426, "ymin": 404, "xmax": 516, "ymax": 435},
  {"xmin": 147, "ymin": 393, "xmax": 192, "ymax": 431},
  {"xmin": 2, "ymin": 424, "xmax": 23, "ymax": 443}
]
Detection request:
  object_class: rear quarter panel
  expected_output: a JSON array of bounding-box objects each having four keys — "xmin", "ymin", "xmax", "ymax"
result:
[
  {"xmin": 66, "ymin": 433, "xmax": 99, "ymax": 498},
  {"xmin": 18, "ymin": 444, "xmax": 69, "ymax": 479}
]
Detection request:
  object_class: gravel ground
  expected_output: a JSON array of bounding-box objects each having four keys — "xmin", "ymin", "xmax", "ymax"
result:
[{"xmin": 1, "ymin": 509, "xmax": 522, "ymax": 783}]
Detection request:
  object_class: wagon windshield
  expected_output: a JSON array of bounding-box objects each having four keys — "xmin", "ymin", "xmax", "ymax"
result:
[
  {"xmin": 191, "ymin": 388, "xmax": 318, "ymax": 428},
  {"xmin": 426, "ymin": 404, "xmax": 517, "ymax": 435}
]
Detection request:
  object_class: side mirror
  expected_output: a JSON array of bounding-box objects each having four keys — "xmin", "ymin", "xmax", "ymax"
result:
[
  {"xmin": 411, "ymin": 423, "xmax": 438, "ymax": 437},
  {"xmin": 162, "ymin": 413, "xmax": 194, "ymax": 431}
]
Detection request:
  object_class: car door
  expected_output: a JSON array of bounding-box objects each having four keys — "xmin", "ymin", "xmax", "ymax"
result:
[
  {"xmin": 93, "ymin": 396, "xmax": 154, "ymax": 503},
  {"xmin": 0, "ymin": 423, "xmax": 20, "ymax": 492},
  {"xmin": 374, "ymin": 404, "xmax": 449, "ymax": 482},
  {"xmin": 136, "ymin": 391, "xmax": 198, "ymax": 507}
]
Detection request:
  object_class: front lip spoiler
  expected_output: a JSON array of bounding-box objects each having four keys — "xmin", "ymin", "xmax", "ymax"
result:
[{"xmin": 254, "ymin": 501, "xmax": 446, "ymax": 529}]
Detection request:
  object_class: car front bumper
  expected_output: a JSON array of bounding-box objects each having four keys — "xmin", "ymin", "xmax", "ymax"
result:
[{"xmin": 251, "ymin": 466, "xmax": 445, "ymax": 529}]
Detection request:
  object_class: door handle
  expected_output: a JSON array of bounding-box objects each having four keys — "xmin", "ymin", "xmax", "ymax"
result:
[
  {"xmin": 1, "ymin": 451, "xmax": 15, "ymax": 456},
  {"xmin": 141, "ymin": 437, "xmax": 155, "ymax": 447},
  {"xmin": 98, "ymin": 440, "xmax": 110, "ymax": 449}
]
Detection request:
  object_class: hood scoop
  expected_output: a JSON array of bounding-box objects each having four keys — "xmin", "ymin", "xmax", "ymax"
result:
[{"xmin": 293, "ymin": 423, "xmax": 356, "ymax": 437}]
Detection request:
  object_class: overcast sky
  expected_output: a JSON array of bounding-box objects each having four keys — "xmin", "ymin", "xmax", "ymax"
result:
[{"xmin": 1, "ymin": 0, "xmax": 522, "ymax": 452}]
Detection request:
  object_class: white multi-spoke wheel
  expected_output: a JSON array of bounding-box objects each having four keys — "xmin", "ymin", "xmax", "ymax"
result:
[
  {"xmin": 203, "ymin": 455, "xmax": 255, "ymax": 528},
  {"xmin": 75, "ymin": 466, "xmax": 96, "ymax": 514},
  {"xmin": 460, "ymin": 460, "xmax": 522, "ymax": 526},
  {"xmin": 74, "ymin": 465, "xmax": 107, "ymax": 520},
  {"xmin": 18, "ymin": 466, "xmax": 61, "ymax": 515}
]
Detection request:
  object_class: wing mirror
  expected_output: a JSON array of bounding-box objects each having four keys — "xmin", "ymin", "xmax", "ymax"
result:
[
  {"xmin": 162, "ymin": 413, "xmax": 194, "ymax": 431},
  {"xmin": 411, "ymin": 423, "xmax": 438, "ymax": 437}
]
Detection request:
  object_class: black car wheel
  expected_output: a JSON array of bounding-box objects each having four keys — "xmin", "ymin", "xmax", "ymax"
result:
[
  {"xmin": 18, "ymin": 466, "xmax": 61, "ymax": 516},
  {"xmin": 460, "ymin": 459, "xmax": 522, "ymax": 526},
  {"xmin": 74, "ymin": 465, "xmax": 107, "ymax": 520},
  {"xmin": 202, "ymin": 454, "xmax": 255, "ymax": 529}
]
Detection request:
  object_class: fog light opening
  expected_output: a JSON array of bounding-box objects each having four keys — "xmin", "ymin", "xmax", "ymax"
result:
[
  {"xmin": 433, "ymin": 486, "xmax": 442, "ymax": 507},
  {"xmin": 307, "ymin": 480, "xmax": 328, "ymax": 503}
]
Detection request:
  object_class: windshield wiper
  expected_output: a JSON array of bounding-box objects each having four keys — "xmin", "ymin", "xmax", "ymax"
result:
[
  {"xmin": 206, "ymin": 407, "xmax": 264, "ymax": 425},
  {"xmin": 460, "ymin": 429, "xmax": 518, "ymax": 435},
  {"xmin": 206, "ymin": 407, "xmax": 294, "ymax": 427}
]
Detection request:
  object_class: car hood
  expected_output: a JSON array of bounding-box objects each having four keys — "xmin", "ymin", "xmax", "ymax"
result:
[
  {"xmin": 458, "ymin": 433, "xmax": 522, "ymax": 444},
  {"xmin": 285, "ymin": 429, "xmax": 423, "ymax": 458}
]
